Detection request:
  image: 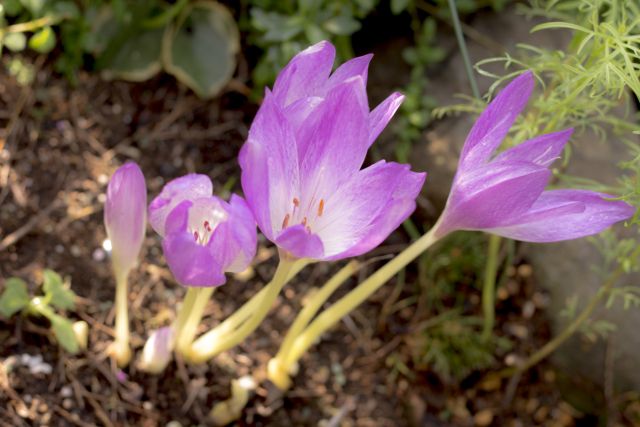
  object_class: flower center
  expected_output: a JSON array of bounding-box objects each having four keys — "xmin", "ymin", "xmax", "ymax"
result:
[
  {"xmin": 282, "ymin": 196, "xmax": 325, "ymax": 233},
  {"xmin": 189, "ymin": 203, "xmax": 227, "ymax": 245}
]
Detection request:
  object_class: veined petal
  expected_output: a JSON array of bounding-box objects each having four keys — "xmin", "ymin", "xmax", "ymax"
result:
[
  {"xmin": 437, "ymin": 160, "xmax": 551, "ymax": 234},
  {"xmin": 272, "ymin": 40, "xmax": 335, "ymax": 107},
  {"xmin": 284, "ymin": 96, "xmax": 324, "ymax": 134},
  {"xmin": 494, "ymin": 128, "xmax": 573, "ymax": 167},
  {"xmin": 326, "ymin": 54, "xmax": 373, "ymax": 92},
  {"xmin": 275, "ymin": 224, "xmax": 324, "ymax": 259},
  {"xmin": 298, "ymin": 77, "xmax": 369, "ymax": 196},
  {"xmin": 487, "ymin": 189, "xmax": 635, "ymax": 242},
  {"xmin": 240, "ymin": 91, "xmax": 300, "ymax": 239},
  {"xmin": 314, "ymin": 161, "xmax": 426, "ymax": 259},
  {"xmin": 208, "ymin": 195, "xmax": 257, "ymax": 273},
  {"xmin": 148, "ymin": 174, "xmax": 212, "ymax": 236},
  {"xmin": 459, "ymin": 72, "xmax": 534, "ymax": 170},
  {"xmin": 368, "ymin": 92, "xmax": 404, "ymax": 146}
]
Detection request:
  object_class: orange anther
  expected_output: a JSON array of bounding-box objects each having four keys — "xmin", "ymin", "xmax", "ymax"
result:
[
  {"xmin": 317, "ymin": 199, "xmax": 325, "ymax": 217},
  {"xmin": 282, "ymin": 214, "xmax": 290, "ymax": 229},
  {"xmin": 293, "ymin": 197, "xmax": 300, "ymax": 207},
  {"xmin": 302, "ymin": 216, "xmax": 307, "ymax": 226}
]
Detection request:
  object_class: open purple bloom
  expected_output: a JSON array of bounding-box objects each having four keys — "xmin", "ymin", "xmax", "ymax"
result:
[
  {"xmin": 239, "ymin": 41, "xmax": 426, "ymax": 260},
  {"xmin": 433, "ymin": 71, "xmax": 634, "ymax": 242},
  {"xmin": 104, "ymin": 162, "xmax": 147, "ymax": 277},
  {"xmin": 149, "ymin": 174, "xmax": 257, "ymax": 287}
]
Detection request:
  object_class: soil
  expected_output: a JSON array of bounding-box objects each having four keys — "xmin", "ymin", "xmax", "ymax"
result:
[{"xmin": 0, "ymin": 19, "xmax": 634, "ymax": 427}]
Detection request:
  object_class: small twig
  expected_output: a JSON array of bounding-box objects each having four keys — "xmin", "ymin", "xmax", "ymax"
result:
[
  {"xmin": 53, "ymin": 406, "xmax": 94, "ymax": 427},
  {"xmin": 325, "ymin": 399, "xmax": 355, "ymax": 427}
]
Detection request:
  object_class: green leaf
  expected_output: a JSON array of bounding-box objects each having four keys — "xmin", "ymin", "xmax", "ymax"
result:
[
  {"xmin": 163, "ymin": 1, "xmax": 240, "ymax": 99},
  {"xmin": 43, "ymin": 269, "xmax": 75, "ymax": 311},
  {"xmin": 3, "ymin": 32, "xmax": 27, "ymax": 52},
  {"xmin": 49, "ymin": 313, "xmax": 79, "ymax": 354},
  {"xmin": 391, "ymin": 0, "xmax": 410, "ymax": 14},
  {"xmin": 28, "ymin": 27, "xmax": 56, "ymax": 53},
  {"xmin": 322, "ymin": 15, "xmax": 361, "ymax": 36},
  {"xmin": 19, "ymin": 0, "xmax": 45, "ymax": 16},
  {"xmin": 101, "ymin": 27, "xmax": 163, "ymax": 82},
  {"xmin": 0, "ymin": 278, "xmax": 30, "ymax": 317},
  {"xmin": 3, "ymin": 0, "xmax": 24, "ymax": 17},
  {"xmin": 51, "ymin": 1, "xmax": 80, "ymax": 19}
]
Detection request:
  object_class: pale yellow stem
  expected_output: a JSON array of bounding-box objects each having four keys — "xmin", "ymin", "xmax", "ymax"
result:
[
  {"xmin": 174, "ymin": 287, "xmax": 215, "ymax": 356},
  {"xmin": 112, "ymin": 269, "xmax": 132, "ymax": 367},
  {"xmin": 285, "ymin": 229, "xmax": 440, "ymax": 368},
  {"xmin": 268, "ymin": 260, "xmax": 360, "ymax": 389},
  {"xmin": 187, "ymin": 255, "xmax": 309, "ymax": 363}
]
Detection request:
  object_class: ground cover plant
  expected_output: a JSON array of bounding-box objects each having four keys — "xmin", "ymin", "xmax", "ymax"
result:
[{"xmin": 1, "ymin": 0, "xmax": 640, "ymax": 425}]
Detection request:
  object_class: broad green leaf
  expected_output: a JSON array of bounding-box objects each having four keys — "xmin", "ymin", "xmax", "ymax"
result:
[
  {"xmin": 0, "ymin": 278, "xmax": 30, "ymax": 317},
  {"xmin": 101, "ymin": 27, "xmax": 163, "ymax": 82},
  {"xmin": 163, "ymin": 1, "xmax": 240, "ymax": 99},
  {"xmin": 3, "ymin": 33, "xmax": 27, "ymax": 52},
  {"xmin": 43, "ymin": 269, "xmax": 75, "ymax": 311},
  {"xmin": 322, "ymin": 15, "xmax": 361, "ymax": 36},
  {"xmin": 19, "ymin": 0, "xmax": 45, "ymax": 16},
  {"xmin": 49, "ymin": 313, "xmax": 79, "ymax": 354},
  {"xmin": 3, "ymin": 0, "xmax": 24, "ymax": 17},
  {"xmin": 28, "ymin": 27, "xmax": 56, "ymax": 53}
]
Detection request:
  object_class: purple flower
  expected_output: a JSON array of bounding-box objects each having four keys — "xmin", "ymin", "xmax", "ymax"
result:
[
  {"xmin": 433, "ymin": 71, "xmax": 634, "ymax": 242},
  {"xmin": 149, "ymin": 174, "xmax": 257, "ymax": 287},
  {"xmin": 239, "ymin": 41, "xmax": 426, "ymax": 261},
  {"xmin": 104, "ymin": 162, "xmax": 147, "ymax": 277}
]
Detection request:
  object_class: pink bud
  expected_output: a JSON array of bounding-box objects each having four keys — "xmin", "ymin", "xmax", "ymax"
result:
[{"xmin": 104, "ymin": 162, "xmax": 147, "ymax": 277}]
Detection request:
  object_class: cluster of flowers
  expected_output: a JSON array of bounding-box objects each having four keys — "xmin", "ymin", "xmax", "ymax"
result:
[{"xmin": 104, "ymin": 41, "xmax": 634, "ymax": 376}]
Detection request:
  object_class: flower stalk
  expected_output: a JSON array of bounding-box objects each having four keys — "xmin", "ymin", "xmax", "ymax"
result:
[
  {"xmin": 481, "ymin": 234, "xmax": 501, "ymax": 341},
  {"xmin": 268, "ymin": 260, "xmax": 360, "ymax": 389},
  {"xmin": 112, "ymin": 269, "xmax": 132, "ymax": 367},
  {"xmin": 174, "ymin": 287, "xmax": 215, "ymax": 356},
  {"xmin": 283, "ymin": 228, "xmax": 440, "ymax": 376},
  {"xmin": 187, "ymin": 254, "xmax": 310, "ymax": 363}
]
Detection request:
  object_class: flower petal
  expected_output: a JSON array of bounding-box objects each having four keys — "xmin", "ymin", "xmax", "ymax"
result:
[
  {"xmin": 437, "ymin": 160, "xmax": 551, "ymax": 234},
  {"xmin": 494, "ymin": 128, "xmax": 573, "ymax": 167},
  {"xmin": 272, "ymin": 40, "xmax": 335, "ymax": 107},
  {"xmin": 326, "ymin": 54, "xmax": 373, "ymax": 92},
  {"xmin": 208, "ymin": 195, "xmax": 257, "ymax": 273},
  {"xmin": 240, "ymin": 90, "xmax": 300, "ymax": 239},
  {"xmin": 148, "ymin": 174, "xmax": 212, "ymax": 236},
  {"xmin": 487, "ymin": 190, "xmax": 635, "ymax": 242},
  {"xmin": 161, "ymin": 201, "xmax": 226, "ymax": 287},
  {"xmin": 298, "ymin": 77, "xmax": 370, "ymax": 196},
  {"xmin": 459, "ymin": 72, "xmax": 534, "ymax": 170},
  {"xmin": 105, "ymin": 162, "xmax": 147, "ymax": 275},
  {"xmin": 368, "ymin": 92, "xmax": 404, "ymax": 146},
  {"xmin": 314, "ymin": 161, "xmax": 426, "ymax": 259},
  {"xmin": 275, "ymin": 224, "xmax": 324, "ymax": 259}
]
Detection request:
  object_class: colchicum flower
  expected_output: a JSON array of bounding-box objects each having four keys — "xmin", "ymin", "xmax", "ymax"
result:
[
  {"xmin": 104, "ymin": 161, "xmax": 147, "ymax": 367},
  {"xmin": 239, "ymin": 41, "xmax": 426, "ymax": 260},
  {"xmin": 104, "ymin": 162, "xmax": 147, "ymax": 277},
  {"xmin": 149, "ymin": 174, "xmax": 257, "ymax": 287},
  {"xmin": 433, "ymin": 71, "xmax": 634, "ymax": 241}
]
